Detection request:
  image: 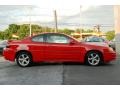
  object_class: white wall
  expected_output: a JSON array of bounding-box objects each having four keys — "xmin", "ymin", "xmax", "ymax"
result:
[{"xmin": 114, "ymin": 5, "xmax": 120, "ymax": 55}]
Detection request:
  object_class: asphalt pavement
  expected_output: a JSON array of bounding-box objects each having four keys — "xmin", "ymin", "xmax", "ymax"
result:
[{"xmin": 0, "ymin": 56, "xmax": 120, "ymax": 85}]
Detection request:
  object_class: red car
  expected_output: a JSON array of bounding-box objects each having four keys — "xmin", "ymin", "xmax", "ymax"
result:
[{"xmin": 3, "ymin": 33, "xmax": 116, "ymax": 67}]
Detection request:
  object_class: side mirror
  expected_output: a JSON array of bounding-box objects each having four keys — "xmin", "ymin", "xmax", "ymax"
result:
[{"xmin": 69, "ymin": 40, "xmax": 76, "ymax": 45}]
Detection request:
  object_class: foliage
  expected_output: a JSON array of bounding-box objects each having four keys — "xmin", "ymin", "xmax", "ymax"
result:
[
  {"xmin": 0, "ymin": 31, "xmax": 4, "ymax": 40},
  {"xmin": 0, "ymin": 23, "xmax": 115, "ymax": 41},
  {"xmin": 106, "ymin": 31, "xmax": 115, "ymax": 41},
  {"xmin": 0, "ymin": 24, "xmax": 53, "ymax": 40},
  {"xmin": 9, "ymin": 24, "xmax": 20, "ymax": 33},
  {"xmin": 58, "ymin": 28, "xmax": 74, "ymax": 35},
  {"xmin": 17, "ymin": 24, "xmax": 29, "ymax": 39}
]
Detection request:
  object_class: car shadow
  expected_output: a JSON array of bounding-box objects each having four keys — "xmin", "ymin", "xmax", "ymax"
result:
[
  {"xmin": 31, "ymin": 62, "xmax": 115, "ymax": 67},
  {"xmin": 32, "ymin": 62, "xmax": 62, "ymax": 67}
]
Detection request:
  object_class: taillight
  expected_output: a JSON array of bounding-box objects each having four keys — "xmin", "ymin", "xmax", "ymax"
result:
[{"xmin": 3, "ymin": 45, "xmax": 10, "ymax": 51}]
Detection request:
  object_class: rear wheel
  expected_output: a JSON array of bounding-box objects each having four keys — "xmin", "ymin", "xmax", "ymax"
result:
[
  {"xmin": 85, "ymin": 51, "xmax": 103, "ymax": 66},
  {"xmin": 16, "ymin": 52, "xmax": 32, "ymax": 67}
]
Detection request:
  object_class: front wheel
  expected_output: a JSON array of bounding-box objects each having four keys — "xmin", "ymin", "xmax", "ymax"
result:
[
  {"xmin": 16, "ymin": 52, "xmax": 32, "ymax": 67},
  {"xmin": 85, "ymin": 51, "xmax": 103, "ymax": 66}
]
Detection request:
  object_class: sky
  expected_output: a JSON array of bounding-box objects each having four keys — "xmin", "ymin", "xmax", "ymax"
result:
[{"xmin": 0, "ymin": 5, "xmax": 114, "ymax": 32}]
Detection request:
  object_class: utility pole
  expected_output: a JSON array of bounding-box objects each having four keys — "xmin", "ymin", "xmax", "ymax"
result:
[
  {"xmin": 97, "ymin": 25, "xmax": 100, "ymax": 37},
  {"xmin": 54, "ymin": 10, "xmax": 58, "ymax": 33},
  {"xmin": 94, "ymin": 25, "xmax": 100, "ymax": 36},
  {"xmin": 80, "ymin": 5, "xmax": 82, "ymax": 40},
  {"xmin": 96, "ymin": 25, "xmax": 100, "ymax": 32},
  {"xmin": 29, "ymin": 6, "xmax": 32, "ymax": 37}
]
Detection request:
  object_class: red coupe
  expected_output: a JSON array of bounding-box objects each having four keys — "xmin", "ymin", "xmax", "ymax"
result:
[{"xmin": 3, "ymin": 33, "xmax": 116, "ymax": 67}]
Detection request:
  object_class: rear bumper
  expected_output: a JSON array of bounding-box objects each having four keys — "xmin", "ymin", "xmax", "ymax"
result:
[
  {"xmin": 104, "ymin": 52, "xmax": 116, "ymax": 62},
  {"xmin": 3, "ymin": 48, "xmax": 16, "ymax": 62}
]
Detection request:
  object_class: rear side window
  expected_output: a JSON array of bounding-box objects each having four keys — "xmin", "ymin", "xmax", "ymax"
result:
[
  {"xmin": 32, "ymin": 35, "xmax": 44, "ymax": 42},
  {"xmin": 46, "ymin": 34, "xmax": 69, "ymax": 44}
]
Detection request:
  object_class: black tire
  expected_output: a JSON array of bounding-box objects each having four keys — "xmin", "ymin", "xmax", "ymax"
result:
[
  {"xmin": 85, "ymin": 51, "xmax": 103, "ymax": 66},
  {"xmin": 16, "ymin": 52, "xmax": 32, "ymax": 67}
]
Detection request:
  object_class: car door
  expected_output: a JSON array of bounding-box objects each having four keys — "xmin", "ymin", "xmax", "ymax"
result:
[
  {"xmin": 44, "ymin": 33, "xmax": 83, "ymax": 62},
  {"xmin": 30, "ymin": 34, "xmax": 46, "ymax": 62}
]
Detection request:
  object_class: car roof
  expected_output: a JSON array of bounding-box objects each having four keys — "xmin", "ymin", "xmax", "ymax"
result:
[
  {"xmin": 33, "ymin": 32, "xmax": 67, "ymax": 36},
  {"xmin": 32, "ymin": 32, "xmax": 69, "ymax": 38},
  {"xmin": 31, "ymin": 32, "xmax": 78, "ymax": 41}
]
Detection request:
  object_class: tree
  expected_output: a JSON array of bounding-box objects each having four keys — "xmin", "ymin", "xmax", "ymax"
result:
[
  {"xmin": 76, "ymin": 28, "xmax": 84, "ymax": 33},
  {"xmin": 8, "ymin": 24, "xmax": 20, "ymax": 33},
  {"xmin": 58, "ymin": 28, "xmax": 74, "ymax": 35},
  {"xmin": 85, "ymin": 29, "xmax": 94, "ymax": 33},
  {"xmin": 31, "ymin": 24, "xmax": 42, "ymax": 34},
  {"xmin": 106, "ymin": 31, "xmax": 115, "ymax": 41},
  {"xmin": 17, "ymin": 24, "xmax": 29, "ymax": 39},
  {"xmin": 0, "ymin": 31, "xmax": 5, "ymax": 40},
  {"xmin": 3, "ymin": 29, "xmax": 13, "ymax": 39}
]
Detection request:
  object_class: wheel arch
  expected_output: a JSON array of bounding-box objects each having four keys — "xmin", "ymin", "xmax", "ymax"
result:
[{"xmin": 15, "ymin": 50, "xmax": 32, "ymax": 59}]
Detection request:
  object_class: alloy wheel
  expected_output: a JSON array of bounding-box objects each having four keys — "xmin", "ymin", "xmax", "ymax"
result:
[
  {"xmin": 87, "ymin": 52, "xmax": 101, "ymax": 66},
  {"xmin": 16, "ymin": 52, "xmax": 32, "ymax": 67}
]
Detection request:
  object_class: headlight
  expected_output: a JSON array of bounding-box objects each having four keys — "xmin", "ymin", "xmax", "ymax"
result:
[{"xmin": 108, "ymin": 47, "xmax": 114, "ymax": 52}]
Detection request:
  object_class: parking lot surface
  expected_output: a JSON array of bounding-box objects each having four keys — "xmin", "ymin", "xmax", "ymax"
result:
[{"xmin": 0, "ymin": 56, "xmax": 120, "ymax": 85}]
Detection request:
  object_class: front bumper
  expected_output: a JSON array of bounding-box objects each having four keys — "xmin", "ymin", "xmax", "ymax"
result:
[{"xmin": 104, "ymin": 52, "xmax": 116, "ymax": 62}]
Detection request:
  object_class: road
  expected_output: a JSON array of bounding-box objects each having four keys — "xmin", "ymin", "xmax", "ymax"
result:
[{"xmin": 0, "ymin": 57, "xmax": 120, "ymax": 85}]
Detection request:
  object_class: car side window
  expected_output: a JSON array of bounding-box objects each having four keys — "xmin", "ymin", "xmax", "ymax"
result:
[
  {"xmin": 32, "ymin": 35, "xmax": 44, "ymax": 42},
  {"xmin": 46, "ymin": 34, "xmax": 69, "ymax": 44}
]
